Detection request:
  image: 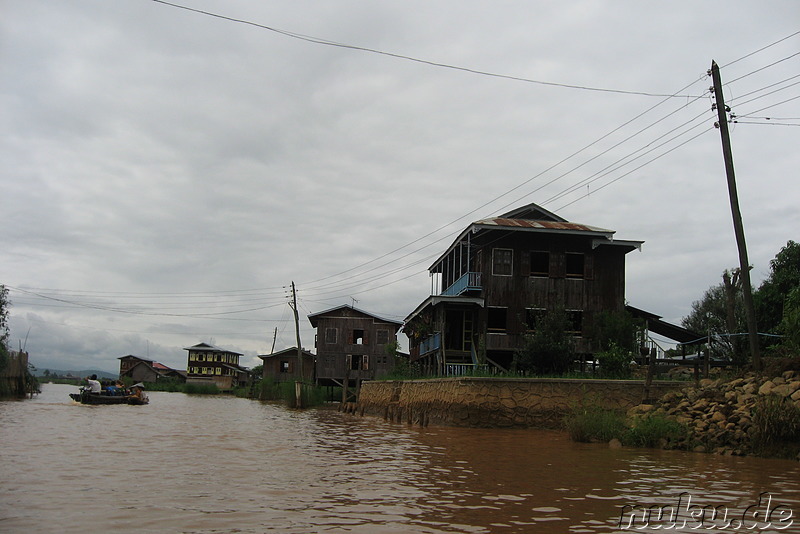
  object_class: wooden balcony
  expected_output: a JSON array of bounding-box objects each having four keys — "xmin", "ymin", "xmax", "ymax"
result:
[{"xmin": 442, "ymin": 272, "xmax": 482, "ymax": 296}]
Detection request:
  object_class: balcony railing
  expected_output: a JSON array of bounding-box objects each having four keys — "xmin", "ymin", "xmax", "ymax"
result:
[
  {"xmin": 442, "ymin": 271, "xmax": 482, "ymax": 296},
  {"xmin": 419, "ymin": 332, "xmax": 441, "ymax": 355}
]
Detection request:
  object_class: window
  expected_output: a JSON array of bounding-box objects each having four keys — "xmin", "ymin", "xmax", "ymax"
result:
[
  {"xmin": 325, "ymin": 327, "xmax": 338, "ymax": 344},
  {"xmin": 525, "ymin": 308, "xmax": 546, "ymax": 331},
  {"xmin": 280, "ymin": 361, "xmax": 290, "ymax": 373},
  {"xmin": 215, "ymin": 367, "xmax": 222, "ymax": 375},
  {"xmin": 376, "ymin": 329, "xmax": 389, "ymax": 345},
  {"xmin": 566, "ymin": 310, "xmax": 583, "ymax": 336},
  {"xmin": 530, "ymin": 251, "xmax": 550, "ymax": 277},
  {"xmin": 347, "ymin": 354, "xmax": 361, "ymax": 370},
  {"xmin": 492, "ymin": 248, "xmax": 513, "ymax": 276},
  {"xmin": 353, "ymin": 329, "xmax": 366, "ymax": 345},
  {"xmin": 487, "ymin": 307, "xmax": 508, "ymax": 332},
  {"xmin": 189, "ymin": 353, "xmax": 196, "ymax": 362},
  {"xmin": 566, "ymin": 253, "xmax": 585, "ymax": 279}
]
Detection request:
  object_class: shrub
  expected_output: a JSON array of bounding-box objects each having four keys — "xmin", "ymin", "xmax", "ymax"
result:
[
  {"xmin": 597, "ymin": 342, "xmax": 632, "ymax": 379},
  {"xmin": 564, "ymin": 405, "xmax": 627, "ymax": 443},
  {"xmin": 752, "ymin": 394, "xmax": 800, "ymax": 457},
  {"xmin": 514, "ymin": 309, "xmax": 574, "ymax": 374},
  {"xmin": 258, "ymin": 379, "xmax": 326, "ymax": 407},
  {"xmin": 183, "ymin": 382, "xmax": 220, "ymax": 395},
  {"xmin": 622, "ymin": 414, "xmax": 687, "ymax": 448}
]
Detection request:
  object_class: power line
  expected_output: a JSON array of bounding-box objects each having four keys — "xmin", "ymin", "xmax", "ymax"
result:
[{"xmin": 149, "ymin": 0, "xmax": 702, "ymax": 99}]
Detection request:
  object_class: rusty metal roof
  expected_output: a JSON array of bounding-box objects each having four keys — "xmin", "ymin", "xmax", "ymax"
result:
[{"xmin": 474, "ymin": 217, "xmax": 614, "ymax": 234}]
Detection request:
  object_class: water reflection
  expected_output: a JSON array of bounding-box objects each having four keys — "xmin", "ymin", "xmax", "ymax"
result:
[{"xmin": 1, "ymin": 383, "xmax": 798, "ymax": 534}]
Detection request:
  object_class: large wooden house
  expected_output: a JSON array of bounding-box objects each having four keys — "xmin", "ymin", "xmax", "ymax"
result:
[
  {"xmin": 403, "ymin": 203, "xmax": 643, "ymax": 374},
  {"xmin": 118, "ymin": 355, "xmax": 186, "ymax": 383},
  {"xmin": 308, "ymin": 305, "xmax": 403, "ymax": 386},
  {"xmin": 184, "ymin": 342, "xmax": 249, "ymax": 390}
]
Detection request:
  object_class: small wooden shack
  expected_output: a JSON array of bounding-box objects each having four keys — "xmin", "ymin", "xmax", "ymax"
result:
[{"xmin": 259, "ymin": 347, "xmax": 315, "ymax": 383}]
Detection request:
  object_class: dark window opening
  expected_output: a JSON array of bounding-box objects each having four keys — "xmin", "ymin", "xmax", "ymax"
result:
[
  {"xmin": 530, "ymin": 251, "xmax": 550, "ymax": 277},
  {"xmin": 376, "ymin": 329, "xmax": 389, "ymax": 345},
  {"xmin": 325, "ymin": 328, "xmax": 337, "ymax": 344},
  {"xmin": 280, "ymin": 361, "xmax": 290, "ymax": 373},
  {"xmin": 492, "ymin": 248, "xmax": 513, "ymax": 276},
  {"xmin": 348, "ymin": 354, "xmax": 362, "ymax": 370},
  {"xmin": 525, "ymin": 308, "xmax": 546, "ymax": 331},
  {"xmin": 566, "ymin": 310, "xmax": 583, "ymax": 336},
  {"xmin": 487, "ymin": 307, "xmax": 508, "ymax": 332},
  {"xmin": 566, "ymin": 253, "xmax": 585, "ymax": 279}
]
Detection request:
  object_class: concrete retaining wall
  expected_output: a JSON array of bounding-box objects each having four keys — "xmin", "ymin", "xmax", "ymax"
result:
[{"xmin": 355, "ymin": 377, "xmax": 684, "ymax": 428}]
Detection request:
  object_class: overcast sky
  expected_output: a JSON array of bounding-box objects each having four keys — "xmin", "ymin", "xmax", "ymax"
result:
[{"xmin": 2, "ymin": 1, "xmax": 798, "ymax": 373}]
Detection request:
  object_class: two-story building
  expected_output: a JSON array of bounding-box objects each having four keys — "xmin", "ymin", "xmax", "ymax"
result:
[
  {"xmin": 403, "ymin": 202, "xmax": 643, "ymax": 375},
  {"xmin": 308, "ymin": 305, "xmax": 403, "ymax": 387},
  {"xmin": 184, "ymin": 342, "xmax": 249, "ymax": 390}
]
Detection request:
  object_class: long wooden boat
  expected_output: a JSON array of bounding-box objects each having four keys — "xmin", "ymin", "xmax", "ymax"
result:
[{"xmin": 69, "ymin": 391, "xmax": 149, "ymax": 405}]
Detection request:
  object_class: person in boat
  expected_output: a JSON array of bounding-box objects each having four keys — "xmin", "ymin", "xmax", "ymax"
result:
[
  {"xmin": 83, "ymin": 374, "xmax": 102, "ymax": 394},
  {"xmin": 128, "ymin": 383, "xmax": 147, "ymax": 402},
  {"xmin": 105, "ymin": 381, "xmax": 120, "ymax": 395}
]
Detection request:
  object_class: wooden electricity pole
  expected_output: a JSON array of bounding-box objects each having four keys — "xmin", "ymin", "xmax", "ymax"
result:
[
  {"xmin": 710, "ymin": 60, "xmax": 761, "ymax": 370},
  {"xmin": 290, "ymin": 281, "xmax": 304, "ymax": 407}
]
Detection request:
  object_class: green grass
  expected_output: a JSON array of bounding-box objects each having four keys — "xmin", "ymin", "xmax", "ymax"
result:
[
  {"xmin": 182, "ymin": 382, "xmax": 220, "ymax": 395},
  {"xmin": 564, "ymin": 405, "xmax": 688, "ymax": 449},
  {"xmin": 256, "ymin": 379, "xmax": 327, "ymax": 407},
  {"xmin": 751, "ymin": 394, "xmax": 800, "ymax": 458},
  {"xmin": 564, "ymin": 405, "xmax": 627, "ymax": 443},
  {"xmin": 622, "ymin": 414, "xmax": 688, "ymax": 448}
]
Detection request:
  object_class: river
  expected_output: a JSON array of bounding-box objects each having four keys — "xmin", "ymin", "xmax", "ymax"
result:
[{"xmin": 1, "ymin": 383, "xmax": 799, "ymax": 534}]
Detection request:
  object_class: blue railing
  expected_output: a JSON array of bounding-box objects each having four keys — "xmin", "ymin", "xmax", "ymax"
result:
[
  {"xmin": 442, "ymin": 272, "xmax": 482, "ymax": 296},
  {"xmin": 419, "ymin": 332, "xmax": 441, "ymax": 355}
]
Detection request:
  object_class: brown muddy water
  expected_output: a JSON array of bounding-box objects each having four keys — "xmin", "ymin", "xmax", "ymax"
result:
[{"xmin": 2, "ymin": 383, "xmax": 799, "ymax": 534}]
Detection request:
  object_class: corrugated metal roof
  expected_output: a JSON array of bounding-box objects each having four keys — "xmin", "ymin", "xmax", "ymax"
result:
[{"xmin": 474, "ymin": 218, "xmax": 613, "ymax": 234}]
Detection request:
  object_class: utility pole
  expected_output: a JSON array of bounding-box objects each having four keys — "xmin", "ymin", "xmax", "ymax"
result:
[
  {"xmin": 710, "ymin": 60, "xmax": 761, "ymax": 370},
  {"xmin": 270, "ymin": 327, "xmax": 277, "ymax": 355},
  {"xmin": 290, "ymin": 281, "xmax": 304, "ymax": 407}
]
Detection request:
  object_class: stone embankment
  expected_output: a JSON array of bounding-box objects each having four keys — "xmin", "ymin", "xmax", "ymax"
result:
[
  {"xmin": 628, "ymin": 370, "xmax": 800, "ymax": 457},
  {"xmin": 356, "ymin": 377, "xmax": 683, "ymax": 428}
]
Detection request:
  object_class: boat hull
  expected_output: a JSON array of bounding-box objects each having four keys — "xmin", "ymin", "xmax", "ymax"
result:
[{"xmin": 69, "ymin": 392, "xmax": 149, "ymax": 405}]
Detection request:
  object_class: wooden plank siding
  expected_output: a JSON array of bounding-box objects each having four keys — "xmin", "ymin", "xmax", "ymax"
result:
[
  {"xmin": 309, "ymin": 306, "xmax": 402, "ymax": 385},
  {"xmin": 404, "ymin": 203, "xmax": 641, "ymax": 372}
]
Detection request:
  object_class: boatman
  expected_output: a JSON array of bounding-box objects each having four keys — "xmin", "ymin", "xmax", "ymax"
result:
[
  {"xmin": 84, "ymin": 374, "xmax": 102, "ymax": 393},
  {"xmin": 128, "ymin": 383, "xmax": 148, "ymax": 403}
]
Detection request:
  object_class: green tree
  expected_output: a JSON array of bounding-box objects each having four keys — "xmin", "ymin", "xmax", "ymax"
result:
[
  {"xmin": 514, "ymin": 309, "xmax": 574, "ymax": 374},
  {"xmin": 249, "ymin": 364, "xmax": 263, "ymax": 381},
  {"xmin": 778, "ymin": 287, "xmax": 800, "ymax": 351},
  {"xmin": 592, "ymin": 309, "xmax": 642, "ymax": 354},
  {"xmin": 682, "ymin": 275, "xmax": 747, "ymax": 364},
  {"xmin": 755, "ymin": 240, "xmax": 800, "ymax": 339}
]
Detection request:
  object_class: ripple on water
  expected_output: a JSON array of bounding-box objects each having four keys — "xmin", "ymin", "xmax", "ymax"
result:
[{"xmin": 2, "ymin": 383, "xmax": 800, "ymax": 534}]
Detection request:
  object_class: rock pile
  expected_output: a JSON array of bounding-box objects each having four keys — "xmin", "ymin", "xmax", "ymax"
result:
[{"xmin": 628, "ymin": 370, "xmax": 800, "ymax": 457}]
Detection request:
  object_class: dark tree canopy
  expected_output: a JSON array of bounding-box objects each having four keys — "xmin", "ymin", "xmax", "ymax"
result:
[{"xmin": 755, "ymin": 240, "xmax": 800, "ymax": 336}]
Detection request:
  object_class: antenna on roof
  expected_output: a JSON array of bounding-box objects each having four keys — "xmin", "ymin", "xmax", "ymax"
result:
[{"xmin": 350, "ymin": 297, "xmax": 359, "ymax": 307}]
